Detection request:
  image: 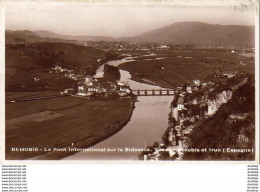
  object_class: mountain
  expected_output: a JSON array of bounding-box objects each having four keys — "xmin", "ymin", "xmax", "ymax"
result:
[
  {"xmin": 6, "ymin": 30, "xmax": 41, "ymax": 43},
  {"xmin": 6, "ymin": 22, "xmax": 255, "ymax": 46},
  {"xmin": 7, "ymin": 30, "xmax": 40, "ymax": 37},
  {"xmin": 35, "ymin": 30, "xmax": 62, "ymax": 39},
  {"xmin": 35, "ymin": 30, "xmax": 116, "ymax": 42},
  {"xmin": 5, "ymin": 30, "xmax": 76, "ymax": 44},
  {"xmin": 121, "ymin": 21, "xmax": 255, "ymax": 46}
]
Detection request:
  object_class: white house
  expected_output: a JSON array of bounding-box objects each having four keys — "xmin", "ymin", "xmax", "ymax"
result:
[
  {"xmin": 118, "ymin": 92, "xmax": 128, "ymax": 97},
  {"xmin": 87, "ymin": 86, "xmax": 99, "ymax": 92},
  {"xmin": 192, "ymin": 99, "xmax": 198, "ymax": 105},
  {"xmin": 223, "ymin": 72, "xmax": 236, "ymax": 78},
  {"xmin": 120, "ymin": 85, "xmax": 131, "ymax": 94},
  {"xmin": 62, "ymin": 88, "xmax": 74, "ymax": 95},
  {"xmin": 34, "ymin": 77, "xmax": 40, "ymax": 82},
  {"xmin": 172, "ymin": 107, "xmax": 179, "ymax": 122},
  {"xmin": 177, "ymin": 97, "xmax": 185, "ymax": 111},
  {"xmin": 85, "ymin": 76, "xmax": 94, "ymax": 86},
  {"xmin": 186, "ymin": 86, "xmax": 192, "ymax": 93},
  {"xmin": 193, "ymin": 79, "xmax": 201, "ymax": 86},
  {"xmin": 78, "ymin": 85, "xmax": 85, "ymax": 91}
]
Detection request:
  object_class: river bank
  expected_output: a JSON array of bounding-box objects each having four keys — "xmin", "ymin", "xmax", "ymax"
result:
[{"xmin": 129, "ymin": 75, "xmax": 176, "ymax": 89}]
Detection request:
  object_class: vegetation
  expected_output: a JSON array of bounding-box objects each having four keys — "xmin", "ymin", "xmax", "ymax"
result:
[
  {"xmin": 6, "ymin": 42, "xmax": 115, "ymax": 92},
  {"xmin": 161, "ymin": 112, "xmax": 177, "ymax": 146},
  {"xmin": 183, "ymin": 76, "xmax": 255, "ymax": 160},
  {"xmin": 103, "ymin": 64, "xmax": 121, "ymax": 81},
  {"xmin": 119, "ymin": 50, "xmax": 254, "ymax": 88}
]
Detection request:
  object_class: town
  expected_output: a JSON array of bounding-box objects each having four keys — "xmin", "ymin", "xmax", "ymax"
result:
[
  {"xmin": 140, "ymin": 71, "xmax": 254, "ymax": 161},
  {"xmin": 49, "ymin": 64, "xmax": 131, "ymax": 98}
]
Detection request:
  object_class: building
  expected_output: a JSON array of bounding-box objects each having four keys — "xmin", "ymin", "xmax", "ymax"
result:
[
  {"xmin": 229, "ymin": 113, "xmax": 247, "ymax": 120},
  {"xmin": 223, "ymin": 72, "xmax": 236, "ymax": 78},
  {"xmin": 61, "ymin": 88, "xmax": 74, "ymax": 95},
  {"xmin": 193, "ymin": 79, "xmax": 201, "ymax": 86},
  {"xmin": 223, "ymin": 90, "xmax": 233, "ymax": 100},
  {"xmin": 120, "ymin": 85, "xmax": 131, "ymax": 93},
  {"xmin": 33, "ymin": 76, "xmax": 40, "ymax": 82},
  {"xmin": 87, "ymin": 86, "xmax": 99, "ymax": 93},
  {"xmin": 192, "ymin": 99, "xmax": 198, "ymax": 105},
  {"xmin": 85, "ymin": 76, "xmax": 94, "ymax": 86},
  {"xmin": 99, "ymin": 82, "xmax": 113, "ymax": 93},
  {"xmin": 77, "ymin": 90, "xmax": 89, "ymax": 96},
  {"xmin": 175, "ymin": 125, "xmax": 181, "ymax": 132},
  {"xmin": 186, "ymin": 86, "xmax": 192, "ymax": 93},
  {"xmin": 168, "ymin": 129, "xmax": 177, "ymax": 146},
  {"xmin": 183, "ymin": 125, "xmax": 195, "ymax": 135},
  {"xmin": 177, "ymin": 97, "xmax": 185, "ymax": 111},
  {"xmin": 216, "ymin": 90, "xmax": 233, "ymax": 104},
  {"xmin": 207, "ymin": 100, "xmax": 219, "ymax": 115},
  {"xmin": 172, "ymin": 107, "xmax": 179, "ymax": 122},
  {"xmin": 177, "ymin": 86, "xmax": 182, "ymax": 91},
  {"xmin": 202, "ymin": 83, "xmax": 207, "ymax": 87},
  {"xmin": 193, "ymin": 87, "xmax": 199, "ymax": 91},
  {"xmin": 78, "ymin": 85, "xmax": 85, "ymax": 91}
]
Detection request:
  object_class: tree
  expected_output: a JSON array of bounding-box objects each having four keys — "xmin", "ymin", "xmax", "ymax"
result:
[
  {"xmin": 103, "ymin": 64, "xmax": 120, "ymax": 81},
  {"xmin": 183, "ymin": 120, "xmax": 191, "ymax": 126},
  {"xmin": 182, "ymin": 83, "xmax": 187, "ymax": 92}
]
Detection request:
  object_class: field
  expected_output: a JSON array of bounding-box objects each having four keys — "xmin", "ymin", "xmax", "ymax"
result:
[
  {"xmin": 6, "ymin": 95, "xmax": 133, "ymax": 160},
  {"xmin": 6, "ymin": 91, "xmax": 59, "ymax": 100},
  {"xmin": 119, "ymin": 49, "xmax": 255, "ymax": 88}
]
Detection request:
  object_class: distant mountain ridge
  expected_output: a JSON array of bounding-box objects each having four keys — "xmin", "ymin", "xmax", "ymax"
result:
[
  {"xmin": 35, "ymin": 30, "xmax": 116, "ymax": 42},
  {"xmin": 122, "ymin": 22, "xmax": 254, "ymax": 46},
  {"xmin": 6, "ymin": 21, "xmax": 255, "ymax": 46}
]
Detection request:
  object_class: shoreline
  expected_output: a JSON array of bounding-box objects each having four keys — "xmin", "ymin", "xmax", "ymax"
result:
[
  {"xmin": 128, "ymin": 75, "xmax": 176, "ymax": 90},
  {"xmin": 29, "ymin": 97, "xmax": 136, "ymax": 160}
]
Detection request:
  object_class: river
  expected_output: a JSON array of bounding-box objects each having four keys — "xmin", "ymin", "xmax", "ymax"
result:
[{"xmin": 64, "ymin": 56, "xmax": 173, "ymax": 160}]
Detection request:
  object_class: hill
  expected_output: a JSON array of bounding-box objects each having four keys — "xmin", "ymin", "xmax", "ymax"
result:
[
  {"xmin": 6, "ymin": 30, "xmax": 80, "ymax": 44},
  {"xmin": 183, "ymin": 74, "xmax": 255, "ymax": 160},
  {"xmin": 35, "ymin": 30, "xmax": 116, "ymax": 42},
  {"xmin": 120, "ymin": 21, "xmax": 255, "ymax": 47},
  {"xmin": 6, "ymin": 42, "xmax": 115, "ymax": 92}
]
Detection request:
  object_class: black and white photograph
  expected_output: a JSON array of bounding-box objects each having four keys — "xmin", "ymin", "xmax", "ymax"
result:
[{"xmin": 3, "ymin": 0, "xmax": 258, "ymax": 162}]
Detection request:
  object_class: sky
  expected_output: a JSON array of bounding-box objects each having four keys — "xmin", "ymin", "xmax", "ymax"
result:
[{"xmin": 5, "ymin": 2, "xmax": 256, "ymax": 37}]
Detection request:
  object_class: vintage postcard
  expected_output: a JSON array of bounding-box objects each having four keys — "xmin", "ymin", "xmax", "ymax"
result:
[{"xmin": 0, "ymin": 0, "xmax": 259, "ymax": 163}]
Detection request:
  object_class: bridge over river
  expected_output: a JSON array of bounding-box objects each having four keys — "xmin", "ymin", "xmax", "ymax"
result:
[{"xmin": 130, "ymin": 89, "xmax": 175, "ymax": 96}]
